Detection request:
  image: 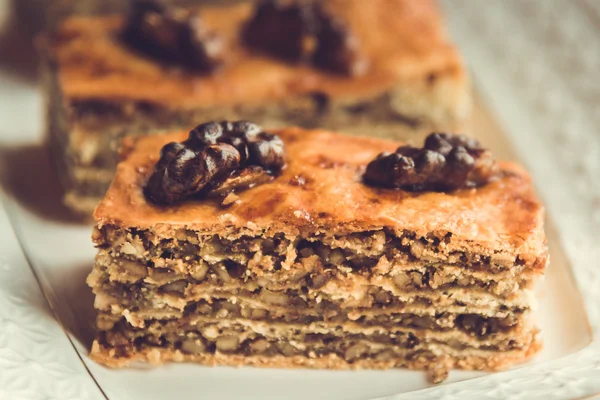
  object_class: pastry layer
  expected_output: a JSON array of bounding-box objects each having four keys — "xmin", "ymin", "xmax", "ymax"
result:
[
  {"xmin": 89, "ymin": 233, "xmax": 539, "ymax": 315},
  {"xmin": 94, "ymin": 128, "xmax": 547, "ymax": 273},
  {"xmin": 90, "ymin": 270, "xmax": 535, "ymax": 317},
  {"xmin": 93, "ymin": 285, "xmax": 530, "ymax": 322},
  {"xmin": 96, "ymin": 225, "xmax": 539, "ymax": 275},
  {"xmin": 90, "ymin": 323, "xmax": 541, "ymax": 373},
  {"xmin": 91, "ymin": 339, "xmax": 541, "ymax": 377},
  {"xmin": 94, "ymin": 255, "xmax": 533, "ymax": 301},
  {"xmin": 93, "ymin": 222, "xmax": 538, "ymax": 300},
  {"xmin": 94, "ymin": 300, "xmax": 524, "ymax": 337},
  {"xmin": 92, "ymin": 302, "xmax": 534, "ymax": 356},
  {"xmin": 97, "ymin": 317, "xmax": 534, "ymax": 355}
]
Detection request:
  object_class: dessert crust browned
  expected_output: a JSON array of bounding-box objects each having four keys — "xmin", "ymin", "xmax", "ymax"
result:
[
  {"xmin": 95, "ymin": 128, "xmax": 546, "ymax": 271},
  {"xmin": 46, "ymin": 0, "xmax": 467, "ymax": 109},
  {"xmin": 91, "ymin": 337, "xmax": 542, "ymax": 371}
]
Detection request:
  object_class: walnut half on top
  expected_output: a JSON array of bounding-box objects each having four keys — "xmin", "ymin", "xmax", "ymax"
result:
[
  {"xmin": 363, "ymin": 133, "xmax": 499, "ymax": 192},
  {"xmin": 243, "ymin": 0, "xmax": 368, "ymax": 76},
  {"xmin": 144, "ymin": 121, "xmax": 286, "ymax": 205},
  {"xmin": 122, "ymin": 0, "xmax": 225, "ymax": 72}
]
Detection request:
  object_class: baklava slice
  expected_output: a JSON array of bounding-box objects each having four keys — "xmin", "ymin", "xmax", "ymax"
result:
[{"xmin": 88, "ymin": 122, "xmax": 546, "ymax": 382}]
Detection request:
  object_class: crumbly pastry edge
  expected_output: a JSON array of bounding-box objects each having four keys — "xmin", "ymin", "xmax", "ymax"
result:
[{"xmin": 89, "ymin": 336, "xmax": 542, "ymax": 370}]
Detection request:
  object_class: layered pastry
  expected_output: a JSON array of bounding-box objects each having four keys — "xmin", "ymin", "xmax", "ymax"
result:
[
  {"xmin": 41, "ymin": 0, "xmax": 471, "ymax": 214},
  {"xmin": 87, "ymin": 122, "xmax": 546, "ymax": 382}
]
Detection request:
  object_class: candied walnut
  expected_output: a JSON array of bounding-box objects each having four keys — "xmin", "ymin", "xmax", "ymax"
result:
[
  {"xmin": 197, "ymin": 303, "xmax": 213, "ymax": 315},
  {"xmin": 375, "ymin": 349, "xmax": 396, "ymax": 361},
  {"xmin": 216, "ymin": 309, "xmax": 229, "ymax": 318},
  {"xmin": 243, "ymin": 1, "xmax": 318, "ymax": 62},
  {"xmin": 289, "ymin": 296, "xmax": 308, "ymax": 309},
  {"xmin": 120, "ymin": 259, "xmax": 147, "ymax": 276},
  {"xmin": 327, "ymin": 249, "xmax": 345, "ymax": 265},
  {"xmin": 299, "ymin": 247, "xmax": 315, "ymax": 258},
  {"xmin": 210, "ymin": 167, "xmax": 273, "ymax": 198},
  {"xmin": 313, "ymin": 8, "xmax": 368, "ymax": 76},
  {"xmin": 291, "ymin": 270, "xmax": 310, "ymax": 282},
  {"xmin": 148, "ymin": 268, "xmax": 183, "ymax": 284},
  {"xmin": 364, "ymin": 132, "xmax": 499, "ymax": 192},
  {"xmin": 122, "ymin": 0, "xmax": 224, "ymax": 72},
  {"xmin": 244, "ymin": 0, "xmax": 367, "ymax": 76},
  {"xmin": 408, "ymin": 315, "xmax": 435, "ymax": 329},
  {"xmin": 144, "ymin": 121, "xmax": 286, "ymax": 205}
]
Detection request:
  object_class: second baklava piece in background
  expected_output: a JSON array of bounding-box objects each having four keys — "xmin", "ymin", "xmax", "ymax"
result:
[{"xmin": 41, "ymin": 0, "xmax": 471, "ymax": 214}]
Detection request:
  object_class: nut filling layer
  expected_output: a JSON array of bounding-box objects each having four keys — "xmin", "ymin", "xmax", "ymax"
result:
[
  {"xmin": 97, "ymin": 319, "xmax": 531, "ymax": 364},
  {"xmin": 95, "ymin": 226, "xmax": 539, "ymax": 274},
  {"xmin": 88, "ymin": 222, "xmax": 540, "ymax": 377},
  {"xmin": 94, "ymin": 298, "xmax": 523, "ymax": 338}
]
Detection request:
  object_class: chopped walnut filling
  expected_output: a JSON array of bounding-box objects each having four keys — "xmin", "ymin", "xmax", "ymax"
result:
[
  {"xmin": 97, "ymin": 250, "xmax": 527, "ymax": 300},
  {"xmin": 364, "ymin": 133, "xmax": 499, "ymax": 191},
  {"xmin": 95, "ymin": 298, "xmax": 521, "ymax": 337},
  {"xmin": 95, "ymin": 226, "xmax": 529, "ymax": 274},
  {"xmin": 98, "ymin": 320, "xmax": 524, "ymax": 362},
  {"xmin": 122, "ymin": 0, "xmax": 225, "ymax": 72},
  {"xmin": 94, "ymin": 274, "xmax": 527, "ymax": 323},
  {"xmin": 244, "ymin": 0, "xmax": 368, "ymax": 76},
  {"xmin": 144, "ymin": 121, "xmax": 286, "ymax": 205}
]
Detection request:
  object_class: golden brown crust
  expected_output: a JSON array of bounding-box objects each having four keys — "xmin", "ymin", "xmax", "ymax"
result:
[
  {"xmin": 44, "ymin": 0, "xmax": 466, "ymax": 108},
  {"xmin": 90, "ymin": 337, "xmax": 542, "ymax": 370},
  {"xmin": 94, "ymin": 127, "xmax": 547, "ymax": 271}
]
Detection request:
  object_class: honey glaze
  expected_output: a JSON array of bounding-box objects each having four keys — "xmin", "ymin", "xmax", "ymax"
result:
[
  {"xmin": 50, "ymin": 0, "xmax": 464, "ymax": 107},
  {"xmin": 96, "ymin": 126, "xmax": 544, "ymax": 258}
]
